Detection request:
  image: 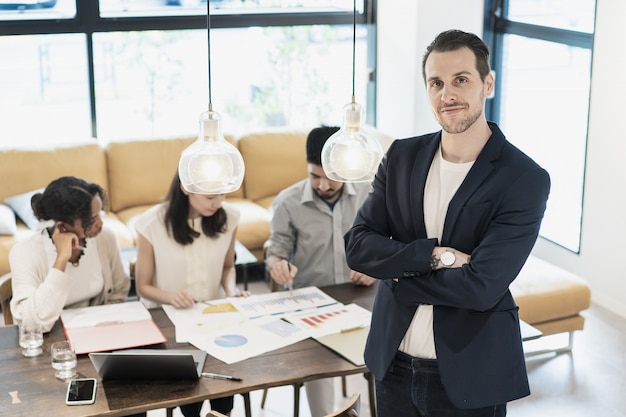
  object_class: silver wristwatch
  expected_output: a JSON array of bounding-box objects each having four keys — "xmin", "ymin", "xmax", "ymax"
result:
[{"xmin": 440, "ymin": 249, "xmax": 456, "ymax": 267}]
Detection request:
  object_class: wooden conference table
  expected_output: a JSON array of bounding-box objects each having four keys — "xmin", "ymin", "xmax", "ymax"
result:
[{"xmin": 0, "ymin": 283, "xmax": 377, "ymax": 417}]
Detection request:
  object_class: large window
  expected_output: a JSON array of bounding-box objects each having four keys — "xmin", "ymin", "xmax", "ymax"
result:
[
  {"xmin": 0, "ymin": 0, "xmax": 376, "ymax": 146},
  {"xmin": 485, "ymin": 0, "xmax": 596, "ymax": 253}
]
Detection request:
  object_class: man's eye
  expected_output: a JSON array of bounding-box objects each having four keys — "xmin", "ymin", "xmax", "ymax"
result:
[{"xmin": 431, "ymin": 81, "xmax": 442, "ymax": 88}]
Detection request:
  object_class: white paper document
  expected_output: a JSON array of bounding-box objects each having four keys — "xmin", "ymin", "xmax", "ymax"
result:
[
  {"xmin": 186, "ymin": 315, "xmax": 309, "ymax": 364},
  {"xmin": 162, "ymin": 302, "xmax": 245, "ymax": 343},
  {"xmin": 228, "ymin": 286, "xmax": 339, "ymax": 318}
]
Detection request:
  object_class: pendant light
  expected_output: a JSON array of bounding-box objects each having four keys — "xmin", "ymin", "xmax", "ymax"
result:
[
  {"xmin": 178, "ymin": 0, "xmax": 245, "ymax": 194},
  {"xmin": 321, "ymin": 0, "xmax": 383, "ymax": 183}
]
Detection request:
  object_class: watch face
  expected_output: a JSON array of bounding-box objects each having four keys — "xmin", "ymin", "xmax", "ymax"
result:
[{"xmin": 441, "ymin": 251, "xmax": 455, "ymax": 267}]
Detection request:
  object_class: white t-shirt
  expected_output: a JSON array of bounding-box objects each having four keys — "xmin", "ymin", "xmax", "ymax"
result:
[{"xmin": 399, "ymin": 145, "xmax": 474, "ymax": 358}]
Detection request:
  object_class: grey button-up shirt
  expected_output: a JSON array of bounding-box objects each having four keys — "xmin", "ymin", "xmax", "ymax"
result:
[{"xmin": 267, "ymin": 178, "xmax": 370, "ymax": 288}]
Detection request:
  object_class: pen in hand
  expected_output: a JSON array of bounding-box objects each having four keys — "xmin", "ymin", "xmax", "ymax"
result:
[
  {"xmin": 202, "ymin": 372, "xmax": 242, "ymax": 382},
  {"xmin": 287, "ymin": 262, "xmax": 293, "ymax": 297}
]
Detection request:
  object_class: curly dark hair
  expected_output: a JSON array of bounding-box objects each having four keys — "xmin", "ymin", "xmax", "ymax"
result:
[
  {"xmin": 164, "ymin": 173, "xmax": 227, "ymax": 245},
  {"xmin": 31, "ymin": 176, "xmax": 106, "ymax": 233}
]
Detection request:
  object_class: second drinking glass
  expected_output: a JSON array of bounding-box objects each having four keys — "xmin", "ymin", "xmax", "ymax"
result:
[{"xmin": 51, "ymin": 340, "xmax": 77, "ymax": 380}]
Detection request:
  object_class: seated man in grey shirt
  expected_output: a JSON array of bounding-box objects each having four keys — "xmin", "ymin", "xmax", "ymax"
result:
[{"xmin": 265, "ymin": 125, "xmax": 375, "ymax": 417}]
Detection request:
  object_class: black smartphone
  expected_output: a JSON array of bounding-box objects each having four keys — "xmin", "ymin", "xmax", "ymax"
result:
[{"xmin": 65, "ymin": 378, "xmax": 97, "ymax": 406}]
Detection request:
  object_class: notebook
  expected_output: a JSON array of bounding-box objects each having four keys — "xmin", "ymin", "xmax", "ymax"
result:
[{"xmin": 89, "ymin": 349, "xmax": 207, "ymax": 380}]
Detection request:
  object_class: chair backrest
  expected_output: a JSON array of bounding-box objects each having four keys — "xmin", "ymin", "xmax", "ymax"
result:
[
  {"xmin": 0, "ymin": 273, "xmax": 13, "ymax": 326},
  {"xmin": 206, "ymin": 411, "xmax": 228, "ymax": 417},
  {"xmin": 326, "ymin": 393, "xmax": 360, "ymax": 417}
]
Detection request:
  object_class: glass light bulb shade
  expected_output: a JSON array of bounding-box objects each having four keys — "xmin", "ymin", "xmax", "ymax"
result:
[
  {"xmin": 178, "ymin": 110, "xmax": 245, "ymax": 194},
  {"xmin": 321, "ymin": 101, "xmax": 384, "ymax": 182}
]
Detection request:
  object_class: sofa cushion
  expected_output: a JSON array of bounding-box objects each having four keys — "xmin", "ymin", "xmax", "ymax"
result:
[
  {"xmin": 0, "ymin": 142, "xmax": 109, "ymax": 204},
  {"xmin": 4, "ymin": 188, "xmax": 47, "ymax": 230},
  {"xmin": 106, "ymin": 137, "xmax": 194, "ymax": 213},
  {"xmin": 226, "ymin": 199, "xmax": 272, "ymax": 259},
  {"xmin": 114, "ymin": 204, "xmax": 157, "ymax": 246},
  {"xmin": 101, "ymin": 213, "xmax": 135, "ymax": 249},
  {"xmin": 510, "ymin": 256, "xmax": 591, "ymax": 326},
  {"xmin": 237, "ymin": 130, "xmax": 308, "ymax": 203},
  {"xmin": 0, "ymin": 205, "xmax": 17, "ymax": 236}
]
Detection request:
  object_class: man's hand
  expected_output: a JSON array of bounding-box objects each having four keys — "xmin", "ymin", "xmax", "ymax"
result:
[
  {"xmin": 350, "ymin": 270, "xmax": 376, "ymax": 286},
  {"xmin": 267, "ymin": 256, "xmax": 298, "ymax": 286}
]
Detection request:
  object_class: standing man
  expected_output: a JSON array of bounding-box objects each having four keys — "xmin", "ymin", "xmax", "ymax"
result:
[
  {"xmin": 266, "ymin": 125, "xmax": 376, "ymax": 416},
  {"xmin": 344, "ymin": 30, "xmax": 550, "ymax": 417}
]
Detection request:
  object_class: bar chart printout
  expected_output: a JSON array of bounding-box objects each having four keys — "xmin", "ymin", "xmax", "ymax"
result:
[
  {"xmin": 283, "ymin": 303, "xmax": 372, "ymax": 338},
  {"xmin": 229, "ymin": 286, "xmax": 338, "ymax": 317}
]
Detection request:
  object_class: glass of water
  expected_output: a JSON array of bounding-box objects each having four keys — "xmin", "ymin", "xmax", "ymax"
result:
[
  {"xmin": 18, "ymin": 319, "xmax": 43, "ymax": 357},
  {"xmin": 51, "ymin": 341, "xmax": 77, "ymax": 380}
]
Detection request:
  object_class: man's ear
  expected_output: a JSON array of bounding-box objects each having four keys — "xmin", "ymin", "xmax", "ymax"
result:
[{"xmin": 485, "ymin": 70, "xmax": 495, "ymax": 98}]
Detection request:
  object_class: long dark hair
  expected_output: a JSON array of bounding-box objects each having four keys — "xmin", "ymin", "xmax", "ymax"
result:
[
  {"xmin": 31, "ymin": 176, "xmax": 106, "ymax": 233},
  {"xmin": 164, "ymin": 173, "xmax": 227, "ymax": 245}
]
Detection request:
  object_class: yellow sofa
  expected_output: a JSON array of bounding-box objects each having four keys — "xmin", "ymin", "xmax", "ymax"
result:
[{"xmin": 0, "ymin": 128, "xmax": 394, "ymax": 277}]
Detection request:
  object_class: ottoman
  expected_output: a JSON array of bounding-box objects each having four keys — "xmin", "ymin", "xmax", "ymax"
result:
[{"xmin": 510, "ymin": 255, "xmax": 591, "ymax": 356}]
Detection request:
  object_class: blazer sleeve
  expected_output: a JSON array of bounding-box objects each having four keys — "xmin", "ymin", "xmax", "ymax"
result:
[{"xmin": 345, "ymin": 139, "xmax": 438, "ymax": 279}]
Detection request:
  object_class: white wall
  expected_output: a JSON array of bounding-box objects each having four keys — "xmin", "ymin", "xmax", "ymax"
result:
[
  {"xmin": 376, "ymin": 0, "xmax": 626, "ymax": 318},
  {"xmin": 377, "ymin": 0, "xmax": 485, "ymax": 138}
]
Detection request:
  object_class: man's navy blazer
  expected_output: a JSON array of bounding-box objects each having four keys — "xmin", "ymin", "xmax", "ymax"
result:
[{"xmin": 345, "ymin": 122, "xmax": 550, "ymax": 409}]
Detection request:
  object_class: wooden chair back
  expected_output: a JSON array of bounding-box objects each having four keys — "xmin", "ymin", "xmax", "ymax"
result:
[
  {"xmin": 326, "ymin": 393, "xmax": 360, "ymax": 417},
  {"xmin": 0, "ymin": 274, "xmax": 13, "ymax": 325}
]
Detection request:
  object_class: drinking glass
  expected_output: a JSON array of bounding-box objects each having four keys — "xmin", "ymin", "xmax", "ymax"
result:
[
  {"xmin": 18, "ymin": 319, "xmax": 43, "ymax": 357},
  {"xmin": 51, "ymin": 341, "xmax": 77, "ymax": 380}
]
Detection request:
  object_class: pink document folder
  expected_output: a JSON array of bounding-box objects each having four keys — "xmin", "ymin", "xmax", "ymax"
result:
[{"xmin": 60, "ymin": 302, "xmax": 167, "ymax": 354}]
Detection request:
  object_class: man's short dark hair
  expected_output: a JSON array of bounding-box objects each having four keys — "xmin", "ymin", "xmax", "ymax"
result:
[
  {"xmin": 306, "ymin": 125, "xmax": 340, "ymax": 165},
  {"xmin": 422, "ymin": 29, "xmax": 491, "ymax": 83}
]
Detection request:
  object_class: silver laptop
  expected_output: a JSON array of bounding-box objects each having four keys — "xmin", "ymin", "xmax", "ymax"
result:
[{"xmin": 89, "ymin": 349, "xmax": 207, "ymax": 381}]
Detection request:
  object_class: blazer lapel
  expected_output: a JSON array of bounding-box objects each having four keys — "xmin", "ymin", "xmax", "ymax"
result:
[{"xmin": 410, "ymin": 133, "xmax": 440, "ymax": 238}]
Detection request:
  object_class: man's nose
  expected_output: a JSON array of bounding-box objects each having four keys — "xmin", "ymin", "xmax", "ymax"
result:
[
  {"xmin": 319, "ymin": 178, "xmax": 332, "ymax": 190},
  {"xmin": 441, "ymin": 86, "xmax": 458, "ymax": 103}
]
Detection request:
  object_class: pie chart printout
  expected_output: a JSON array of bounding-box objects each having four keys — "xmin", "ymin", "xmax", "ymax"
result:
[{"xmin": 214, "ymin": 334, "xmax": 248, "ymax": 348}]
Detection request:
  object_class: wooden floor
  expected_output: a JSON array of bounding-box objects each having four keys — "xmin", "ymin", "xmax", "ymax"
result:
[{"xmin": 150, "ymin": 276, "xmax": 626, "ymax": 417}]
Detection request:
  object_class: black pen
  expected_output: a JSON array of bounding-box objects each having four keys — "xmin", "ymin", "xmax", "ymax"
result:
[
  {"xmin": 202, "ymin": 372, "xmax": 243, "ymax": 382},
  {"xmin": 286, "ymin": 261, "xmax": 293, "ymax": 297}
]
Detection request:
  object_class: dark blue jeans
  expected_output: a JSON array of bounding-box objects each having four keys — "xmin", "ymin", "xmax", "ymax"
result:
[{"xmin": 375, "ymin": 351, "xmax": 506, "ymax": 417}]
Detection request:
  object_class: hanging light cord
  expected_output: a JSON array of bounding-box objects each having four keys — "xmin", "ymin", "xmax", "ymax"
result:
[
  {"xmin": 207, "ymin": 0, "xmax": 213, "ymax": 112},
  {"xmin": 351, "ymin": 0, "xmax": 356, "ymax": 103}
]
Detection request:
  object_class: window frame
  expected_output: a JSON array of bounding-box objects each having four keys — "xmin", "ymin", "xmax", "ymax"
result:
[
  {"xmin": 1, "ymin": 1, "xmax": 377, "ymax": 139},
  {"xmin": 483, "ymin": 0, "xmax": 595, "ymax": 253}
]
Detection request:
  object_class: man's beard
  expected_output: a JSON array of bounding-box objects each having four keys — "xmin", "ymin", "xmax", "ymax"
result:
[
  {"xmin": 315, "ymin": 187, "xmax": 342, "ymax": 202},
  {"xmin": 437, "ymin": 104, "xmax": 483, "ymax": 134}
]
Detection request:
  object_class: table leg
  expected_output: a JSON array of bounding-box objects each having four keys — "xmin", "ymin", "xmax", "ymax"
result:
[{"xmin": 366, "ymin": 372, "xmax": 376, "ymax": 417}]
